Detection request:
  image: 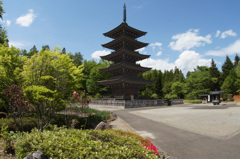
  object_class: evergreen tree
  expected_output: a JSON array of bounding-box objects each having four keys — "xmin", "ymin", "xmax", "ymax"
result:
[
  {"xmin": 41, "ymin": 45, "xmax": 50, "ymax": 51},
  {"xmin": 27, "ymin": 45, "xmax": 38, "ymax": 57},
  {"xmin": 234, "ymin": 54, "xmax": 239, "ymax": 68},
  {"xmin": 61, "ymin": 47, "xmax": 66, "ymax": 54},
  {"xmin": 70, "ymin": 52, "xmax": 83, "ymax": 67},
  {"xmin": 209, "ymin": 58, "xmax": 221, "ymax": 90},
  {"xmin": 222, "ymin": 56, "xmax": 234, "ymax": 80}
]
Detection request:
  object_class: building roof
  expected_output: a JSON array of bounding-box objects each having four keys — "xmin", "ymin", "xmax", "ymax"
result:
[
  {"xmin": 103, "ymin": 22, "xmax": 147, "ymax": 39},
  {"xmin": 209, "ymin": 90, "xmax": 225, "ymax": 95},
  {"xmin": 99, "ymin": 61, "xmax": 151, "ymax": 73},
  {"xmin": 97, "ymin": 75, "xmax": 151, "ymax": 86},
  {"xmin": 100, "ymin": 48, "xmax": 150, "ymax": 62},
  {"xmin": 102, "ymin": 35, "xmax": 148, "ymax": 51}
]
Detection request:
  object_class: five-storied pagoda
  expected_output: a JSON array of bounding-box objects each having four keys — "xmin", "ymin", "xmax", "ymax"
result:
[{"xmin": 98, "ymin": 4, "xmax": 151, "ymax": 99}]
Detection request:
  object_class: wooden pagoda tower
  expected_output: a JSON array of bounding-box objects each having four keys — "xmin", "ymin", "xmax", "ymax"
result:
[{"xmin": 98, "ymin": 4, "xmax": 151, "ymax": 99}]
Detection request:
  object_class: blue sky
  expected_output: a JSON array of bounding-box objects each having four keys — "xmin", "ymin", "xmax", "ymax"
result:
[{"xmin": 2, "ymin": 0, "xmax": 240, "ymax": 74}]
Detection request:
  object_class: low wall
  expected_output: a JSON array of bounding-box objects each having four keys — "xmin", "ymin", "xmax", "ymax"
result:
[{"xmin": 90, "ymin": 99, "xmax": 183, "ymax": 108}]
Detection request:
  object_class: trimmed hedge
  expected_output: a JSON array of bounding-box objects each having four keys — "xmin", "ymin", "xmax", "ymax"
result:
[
  {"xmin": 15, "ymin": 127, "xmax": 160, "ymax": 159},
  {"xmin": 184, "ymin": 100, "xmax": 202, "ymax": 104},
  {"xmin": 0, "ymin": 108, "xmax": 110, "ymax": 132}
]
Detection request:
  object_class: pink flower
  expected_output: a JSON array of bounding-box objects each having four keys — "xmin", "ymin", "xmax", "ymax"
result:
[
  {"xmin": 77, "ymin": 96, "xmax": 79, "ymax": 100},
  {"xmin": 73, "ymin": 91, "xmax": 77, "ymax": 95},
  {"xmin": 84, "ymin": 90, "xmax": 86, "ymax": 92},
  {"xmin": 83, "ymin": 102, "xmax": 85, "ymax": 105}
]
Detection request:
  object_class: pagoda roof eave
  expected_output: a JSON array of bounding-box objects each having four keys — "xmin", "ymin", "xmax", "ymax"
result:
[
  {"xmin": 97, "ymin": 76, "xmax": 152, "ymax": 86},
  {"xmin": 103, "ymin": 22, "xmax": 147, "ymax": 39},
  {"xmin": 102, "ymin": 36, "xmax": 149, "ymax": 50},
  {"xmin": 100, "ymin": 49, "xmax": 150, "ymax": 61},
  {"xmin": 99, "ymin": 61, "xmax": 151, "ymax": 73}
]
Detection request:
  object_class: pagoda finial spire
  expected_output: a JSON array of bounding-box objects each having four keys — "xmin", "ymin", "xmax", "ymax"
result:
[{"xmin": 123, "ymin": 3, "xmax": 126, "ymax": 23}]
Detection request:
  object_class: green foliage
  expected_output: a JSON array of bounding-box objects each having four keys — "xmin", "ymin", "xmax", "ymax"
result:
[
  {"xmin": 222, "ymin": 55, "xmax": 234, "ymax": 80},
  {"xmin": 15, "ymin": 127, "xmax": 159, "ymax": 159},
  {"xmin": 183, "ymin": 66, "xmax": 211, "ymax": 99},
  {"xmin": 0, "ymin": 124, "xmax": 19, "ymax": 154},
  {"xmin": 0, "ymin": 45, "xmax": 23, "ymax": 112},
  {"xmin": 221, "ymin": 70, "xmax": 237, "ymax": 95},
  {"xmin": 70, "ymin": 52, "xmax": 83, "ymax": 67},
  {"xmin": 184, "ymin": 100, "xmax": 202, "ymax": 104},
  {"xmin": 54, "ymin": 108, "xmax": 110, "ymax": 129},
  {"xmin": 21, "ymin": 49, "xmax": 84, "ymax": 131},
  {"xmin": 0, "ymin": 117, "xmax": 38, "ymax": 132},
  {"xmin": 86, "ymin": 60, "xmax": 112, "ymax": 96}
]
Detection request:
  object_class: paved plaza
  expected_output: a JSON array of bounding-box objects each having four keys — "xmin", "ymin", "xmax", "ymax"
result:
[
  {"xmin": 112, "ymin": 103, "xmax": 240, "ymax": 159},
  {"xmin": 129, "ymin": 103, "xmax": 240, "ymax": 140}
]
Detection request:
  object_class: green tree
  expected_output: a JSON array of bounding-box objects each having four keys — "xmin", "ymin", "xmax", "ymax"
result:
[
  {"xmin": 41, "ymin": 45, "xmax": 50, "ymax": 51},
  {"xmin": 221, "ymin": 70, "xmax": 237, "ymax": 96},
  {"xmin": 21, "ymin": 49, "xmax": 84, "ymax": 131},
  {"xmin": 70, "ymin": 52, "xmax": 84, "ymax": 67},
  {"xmin": 222, "ymin": 55, "xmax": 234, "ymax": 80},
  {"xmin": 86, "ymin": 60, "xmax": 111, "ymax": 96},
  {"xmin": 209, "ymin": 58, "xmax": 221, "ymax": 90},
  {"xmin": 61, "ymin": 47, "xmax": 66, "ymax": 54},
  {"xmin": 183, "ymin": 66, "xmax": 211, "ymax": 99},
  {"xmin": 234, "ymin": 54, "xmax": 239, "ymax": 68},
  {"xmin": 0, "ymin": 0, "xmax": 8, "ymax": 45},
  {"xmin": 26, "ymin": 45, "xmax": 38, "ymax": 57},
  {"xmin": 170, "ymin": 81, "xmax": 184, "ymax": 99},
  {"xmin": 0, "ymin": 45, "xmax": 23, "ymax": 112}
]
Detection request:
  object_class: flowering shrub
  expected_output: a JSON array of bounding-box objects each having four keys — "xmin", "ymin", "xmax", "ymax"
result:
[
  {"xmin": 141, "ymin": 139, "xmax": 159, "ymax": 156},
  {"xmin": 15, "ymin": 127, "xmax": 160, "ymax": 159}
]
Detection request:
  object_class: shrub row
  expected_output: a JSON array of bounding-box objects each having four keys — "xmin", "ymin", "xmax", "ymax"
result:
[
  {"xmin": 0, "ymin": 108, "xmax": 110, "ymax": 132},
  {"xmin": 184, "ymin": 100, "xmax": 202, "ymax": 104},
  {"xmin": 15, "ymin": 127, "xmax": 159, "ymax": 159}
]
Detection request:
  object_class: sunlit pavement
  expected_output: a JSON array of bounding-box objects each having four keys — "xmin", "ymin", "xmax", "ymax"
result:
[{"xmin": 113, "ymin": 103, "xmax": 240, "ymax": 159}]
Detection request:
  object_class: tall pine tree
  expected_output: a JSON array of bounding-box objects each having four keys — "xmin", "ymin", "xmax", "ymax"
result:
[
  {"xmin": 222, "ymin": 56, "xmax": 234, "ymax": 80},
  {"xmin": 209, "ymin": 58, "xmax": 221, "ymax": 90}
]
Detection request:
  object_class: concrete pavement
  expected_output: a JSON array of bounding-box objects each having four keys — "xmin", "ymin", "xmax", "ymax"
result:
[{"xmin": 112, "ymin": 103, "xmax": 240, "ymax": 159}]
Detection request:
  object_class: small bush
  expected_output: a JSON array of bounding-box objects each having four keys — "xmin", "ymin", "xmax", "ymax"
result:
[
  {"xmin": 15, "ymin": 127, "xmax": 159, "ymax": 159},
  {"xmin": 0, "ymin": 117, "xmax": 38, "ymax": 132},
  {"xmin": 56, "ymin": 107, "xmax": 110, "ymax": 129},
  {"xmin": 184, "ymin": 100, "xmax": 202, "ymax": 104}
]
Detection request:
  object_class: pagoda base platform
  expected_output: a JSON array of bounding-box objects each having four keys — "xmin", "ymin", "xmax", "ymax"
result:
[{"xmin": 90, "ymin": 99, "xmax": 183, "ymax": 109}]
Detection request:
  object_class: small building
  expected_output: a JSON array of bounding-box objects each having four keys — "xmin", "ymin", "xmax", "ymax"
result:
[{"xmin": 200, "ymin": 90, "xmax": 224, "ymax": 104}]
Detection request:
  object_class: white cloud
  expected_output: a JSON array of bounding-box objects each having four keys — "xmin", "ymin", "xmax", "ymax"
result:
[
  {"xmin": 9, "ymin": 41, "xmax": 28, "ymax": 48},
  {"xmin": 220, "ymin": 30, "xmax": 237, "ymax": 39},
  {"xmin": 16, "ymin": 9, "xmax": 36, "ymax": 27},
  {"xmin": 91, "ymin": 50, "xmax": 111, "ymax": 59},
  {"xmin": 138, "ymin": 50, "xmax": 211, "ymax": 75},
  {"xmin": 136, "ymin": 47, "xmax": 147, "ymax": 54},
  {"xmin": 215, "ymin": 30, "xmax": 221, "ymax": 37},
  {"xmin": 138, "ymin": 58, "xmax": 175, "ymax": 72},
  {"xmin": 175, "ymin": 50, "xmax": 211, "ymax": 74},
  {"xmin": 156, "ymin": 51, "xmax": 162, "ymax": 56},
  {"xmin": 6, "ymin": 20, "xmax": 11, "ymax": 26},
  {"xmin": 206, "ymin": 39, "xmax": 240, "ymax": 56},
  {"xmin": 169, "ymin": 29, "xmax": 212, "ymax": 51},
  {"xmin": 150, "ymin": 42, "xmax": 162, "ymax": 50}
]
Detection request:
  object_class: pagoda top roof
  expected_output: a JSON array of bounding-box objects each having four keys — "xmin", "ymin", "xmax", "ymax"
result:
[
  {"xmin": 102, "ymin": 35, "xmax": 148, "ymax": 51},
  {"xmin": 99, "ymin": 61, "xmax": 151, "ymax": 73},
  {"xmin": 98, "ymin": 75, "xmax": 151, "ymax": 86},
  {"xmin": 103, "ymin": 22, "xmax": 147, "ymax": 39},
  {"xmin": 100, "ymin": 49, "xmax": 150, "ymax": 61}
]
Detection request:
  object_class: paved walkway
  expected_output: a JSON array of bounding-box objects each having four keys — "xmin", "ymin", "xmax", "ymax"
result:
[{"xmin": 111, "ymin": 103, "xmax": 240, "ymax": 159}]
